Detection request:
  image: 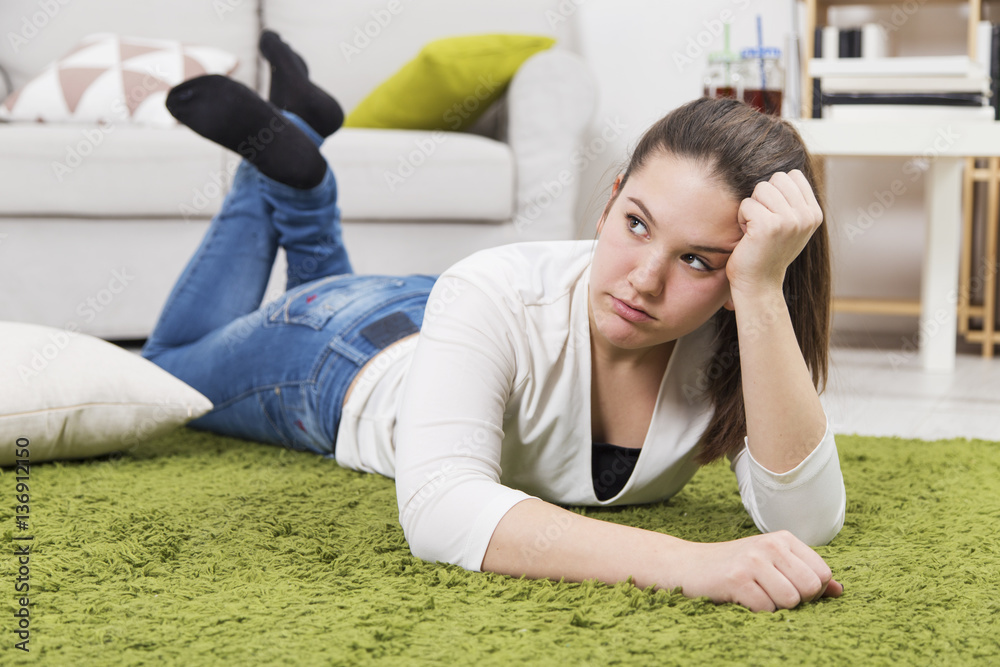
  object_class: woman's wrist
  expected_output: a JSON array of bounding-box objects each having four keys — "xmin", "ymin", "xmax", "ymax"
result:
[{"xmin": 728, "ymin": 276, "xmax": 785, "ymax": 304}]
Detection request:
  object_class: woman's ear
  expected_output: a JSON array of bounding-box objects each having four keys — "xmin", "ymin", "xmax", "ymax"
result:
[{"xmin": 596, "ymin": 174, "xmax": 625, "ymax": 237}]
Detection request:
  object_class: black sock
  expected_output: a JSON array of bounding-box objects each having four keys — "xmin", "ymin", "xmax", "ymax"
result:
[
  {"xmin": 259, "ymin": 30, "xmax": 344, "ymax": 138},
  {"xmin": 165, "ymin": 75, "xmax": 327, "ymax": 189}
]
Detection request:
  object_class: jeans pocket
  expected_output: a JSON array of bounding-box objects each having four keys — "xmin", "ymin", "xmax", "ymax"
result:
[{"xmin": 266, "ymin": 275, "xmax": 406, "ymax": 331}]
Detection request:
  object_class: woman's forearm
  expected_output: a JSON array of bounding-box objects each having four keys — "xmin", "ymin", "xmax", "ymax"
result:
[
  {"xmin": 481, "ymin": 497, "xmax": 842, "ymax": 611},
  {"xmin": 481, "ymin": 498, "xmax": 690, "ymax": 590},
  {"xmin": 731, "ymin": 284, "xmax": 828, "ymax": 473}
]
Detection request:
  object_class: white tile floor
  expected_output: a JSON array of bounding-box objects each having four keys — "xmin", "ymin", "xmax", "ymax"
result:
[{"xmin": 824, "ymin": 343, "xmax": 1000, "ymax": 442}]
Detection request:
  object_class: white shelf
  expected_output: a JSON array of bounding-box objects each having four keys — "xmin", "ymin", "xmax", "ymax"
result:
[
  {"xmin": 808, "ymin": 55, "xmax": 985, "ymax": 77},
  {"xmin": 823, "ymin": 105, "xmax": 995, "ymax": 121},
  {"xmin": 790, "ymin": 118, "xmax": 1000, "ymax": 156}
]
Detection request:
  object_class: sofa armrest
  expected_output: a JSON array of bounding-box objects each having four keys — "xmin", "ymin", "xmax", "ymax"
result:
[{"xmin": 504, "ymin": 49, "xmax": 597, "ymax": 241}]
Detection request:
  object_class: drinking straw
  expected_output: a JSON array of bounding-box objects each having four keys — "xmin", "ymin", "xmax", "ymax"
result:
[
  {"xmin": 756, "ymin": 15, "xmax": 767, "ymax": 90},
  {"xmin": 724, "ymin": 22, "xmax": 732, "ymax": 82}
]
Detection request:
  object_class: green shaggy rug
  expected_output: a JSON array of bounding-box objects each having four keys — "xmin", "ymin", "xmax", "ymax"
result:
[{"xmin": 2, "ymin": 431, "xmax": 999, "ymax": 666}]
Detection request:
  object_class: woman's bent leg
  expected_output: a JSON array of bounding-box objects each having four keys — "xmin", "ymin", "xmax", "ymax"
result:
[
  {"xmin": 261, "ymin": 112, "xmax": 352, "ymax": 289},
  {"xmin": 142, "ymin": 113, "xmax": 348, "ymax": 359}
]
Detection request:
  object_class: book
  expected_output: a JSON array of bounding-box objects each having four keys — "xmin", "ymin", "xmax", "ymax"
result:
[
  {"xmin": 820, "ymin": 76, "xmax": 990, "ymax": 94},
  {"xmin": 813, "ymin": 28, "xmax": 824, "ymax": 118},
  {"xmin": 810, "ymin": 20, "xmax": 1000, "ymax": 120},
  {"xmin": 814, "ymin": 24, "xmax": 886, "ymax": 60},
  {"xmin": 821, "ymin": 26, "xmax": 839, "ymax": 60},
  {"xmin": 809, "ymin": 55, "xmax": 985, "ymax": 78},
  {"xmin": 821, "ymin": 92, "xmax": 984, "ymax": 106},
  {"xmin": 824, "ymin": 104, "xmax": 996, "ymax": 121},
  {"xmin": 839, "ymin": 28, "xmax": 860, "ymax": 58},
  {"xmin": 991, "ymin": 24, "xmax": 1000, "ymax": 120},
  {"xmin": 861, "ymin": 24, "xmax": 888, "ymax": 59}
]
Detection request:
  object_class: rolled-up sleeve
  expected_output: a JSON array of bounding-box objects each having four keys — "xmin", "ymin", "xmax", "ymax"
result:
[
  {"xmin": 729, "ymin": 418, "xmax": 846, "ymax": 546},
  {"xmin": 394, "ymin": 275, "xmax": 536, "ymax": 572}
]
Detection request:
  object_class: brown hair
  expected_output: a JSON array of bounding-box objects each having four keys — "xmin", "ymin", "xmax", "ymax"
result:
[{"xmin": 603, "ymin": 97, "xmax": 831, "ymax": 465}]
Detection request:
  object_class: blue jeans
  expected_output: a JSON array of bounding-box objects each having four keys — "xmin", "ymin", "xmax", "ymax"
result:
[{"xmin": 142, "ymin": 112, "xmax": 437, "ymax": 456}]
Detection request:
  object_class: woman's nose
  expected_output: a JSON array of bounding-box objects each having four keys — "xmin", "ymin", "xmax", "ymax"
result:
[{"xmin": 628, "ymin": 254, "xmax": 666, "ymax": 297}]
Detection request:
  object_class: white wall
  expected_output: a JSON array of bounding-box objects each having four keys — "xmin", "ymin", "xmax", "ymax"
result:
[
  {"xmin": 569, "ymin": 0, "xmax": 971, "ymax": 340},
  {"xmin": 571, "ymin": 0, "xmax": 794, "ymax": 231}
]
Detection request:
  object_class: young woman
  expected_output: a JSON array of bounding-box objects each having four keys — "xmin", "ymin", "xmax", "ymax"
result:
[{"xmin": 144, "ymin": 31, "xmax": 846, "ymax": 613}]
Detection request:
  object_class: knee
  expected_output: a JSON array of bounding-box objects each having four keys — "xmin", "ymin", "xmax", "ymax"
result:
[{"xmin": 139, "ymin": 343, "xmax": 161, "ymax": 363}]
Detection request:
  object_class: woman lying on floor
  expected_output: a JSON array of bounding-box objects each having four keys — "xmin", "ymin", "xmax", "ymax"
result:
[{"xmin": 144, "ymin": 31, "xmax": 846, "ymax": 613}]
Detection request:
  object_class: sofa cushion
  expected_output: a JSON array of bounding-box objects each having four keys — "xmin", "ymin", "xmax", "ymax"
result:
[
  {"xmin": 0, "ymin": 124, "xmax": 513, "ymax": 222},
  {"xmin": 344, "ymin": 34, "xmax": 554, "ymax": 132},
  {"xmin": 0, "ymin": 33, "xmax": 239, "ymax": 127},
  {"xmin": 0, "ymin": 0, "xmax": 258, "ymax": 92},
  {"xmin": 325, "ymin": 128, "xmax": 514, "ymax": 221},
  {"xmin": 0, "ymin": 124, "xmax": 230, "ymax": 218}
]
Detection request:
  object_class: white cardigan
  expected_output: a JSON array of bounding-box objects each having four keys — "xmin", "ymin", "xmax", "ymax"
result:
[{"xmin": 334, "ymin": 241, "xmax": 846, "ymax": 572}]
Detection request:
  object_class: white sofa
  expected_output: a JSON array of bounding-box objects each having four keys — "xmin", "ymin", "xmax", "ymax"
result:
[{"xmin": 0, "ymin": 0, "xmax": 596, "ymax": 339}]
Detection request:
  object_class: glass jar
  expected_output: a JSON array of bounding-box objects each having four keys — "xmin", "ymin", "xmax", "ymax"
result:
[
  {"xmin": 737, "ymin": 47, "xmax": 784, "ymax": 116},
  {"xmin": 702, "ymin": 51, "xmax": 744, "ymax": 102}
]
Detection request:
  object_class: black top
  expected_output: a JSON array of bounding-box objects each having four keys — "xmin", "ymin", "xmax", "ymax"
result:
[{"xmin": 591, "ymin": 441, "xmax": 641, "ymax": 501}]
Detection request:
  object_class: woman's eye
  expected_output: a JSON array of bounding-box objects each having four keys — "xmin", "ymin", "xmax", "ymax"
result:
[
  {"xmin": 626, "ymin": 215, "xmax": 647, "ymax": 235},
  {"xmin": 682, "ymin": 254, "xmax": 711, "ymax": 271}
]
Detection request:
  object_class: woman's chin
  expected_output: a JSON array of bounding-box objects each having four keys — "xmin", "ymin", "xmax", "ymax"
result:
[{"xmin": 594, "ymin": 315, "xmax": 658, "ymax": 350}]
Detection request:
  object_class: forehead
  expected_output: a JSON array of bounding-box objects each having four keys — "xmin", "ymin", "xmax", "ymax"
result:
[{"xmin": 625, "ymin": 153, "xmax": 740, "ymax": 229}]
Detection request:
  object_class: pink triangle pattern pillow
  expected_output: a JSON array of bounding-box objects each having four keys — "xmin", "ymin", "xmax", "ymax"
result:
[{"xmin": 0, "ymin": 33, "xmax": 238, "ymax": 128}]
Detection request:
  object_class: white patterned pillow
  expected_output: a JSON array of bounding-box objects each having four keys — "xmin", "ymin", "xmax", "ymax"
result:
[
  {"xmin": 0, "ymin": 33, "xmax": 238, "ymax": 127},
  {"xmin": 0, "ymin": 322, "xmax": 213, "ymax": 466}
]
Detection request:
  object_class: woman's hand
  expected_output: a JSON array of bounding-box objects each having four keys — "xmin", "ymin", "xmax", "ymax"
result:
[
  {"xmin": 726, "ymin": 170, "xmax": 823, "ymax": 295},
  {"xmin": 679, "ymin": 530, "xmax": 843, "ymax": 612}
]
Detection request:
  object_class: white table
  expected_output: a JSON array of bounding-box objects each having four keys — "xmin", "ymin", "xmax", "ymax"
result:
[{"xmin": 791, "ymin": 119, "xmax": 1000, "ymax": 372}]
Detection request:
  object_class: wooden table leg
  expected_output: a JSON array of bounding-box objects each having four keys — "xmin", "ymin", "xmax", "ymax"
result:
[
  {"xmin": 958, "ymin": 157, "xmax": 975, "ymax": 337},
  {"xmin": 984, "ymin": 158, "xmax": 1000, "ymax": 359}
]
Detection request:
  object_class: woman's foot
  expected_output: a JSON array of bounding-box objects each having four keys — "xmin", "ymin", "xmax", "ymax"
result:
[
  {"xmin": 165, "ymin": 75, "xmax": 327, "ymax": 189},
  {"xmin": 259, "ymin": 30, "xmax": 344, "ymax": 138}
]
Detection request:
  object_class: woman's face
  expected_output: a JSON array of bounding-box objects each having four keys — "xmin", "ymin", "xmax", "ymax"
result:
[{"xmin": 589, "ymin": 151, "xmax": 744, "ymax": 353}]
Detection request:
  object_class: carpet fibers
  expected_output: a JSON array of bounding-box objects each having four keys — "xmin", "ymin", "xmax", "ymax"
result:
[{"xmin": 1, "ymin": 430, "xmax": 999, "ymax": 665}]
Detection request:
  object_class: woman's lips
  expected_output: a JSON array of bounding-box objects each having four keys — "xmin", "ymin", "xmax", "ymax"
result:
[{"xmin": 611, "ymin": 296, "xmax": 653, "ymax": 323}]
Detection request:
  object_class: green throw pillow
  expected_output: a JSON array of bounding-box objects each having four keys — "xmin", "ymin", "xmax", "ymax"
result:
[{"xmin": 345, "ymin": 34, "xmax": 556, "ymax": 132}]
